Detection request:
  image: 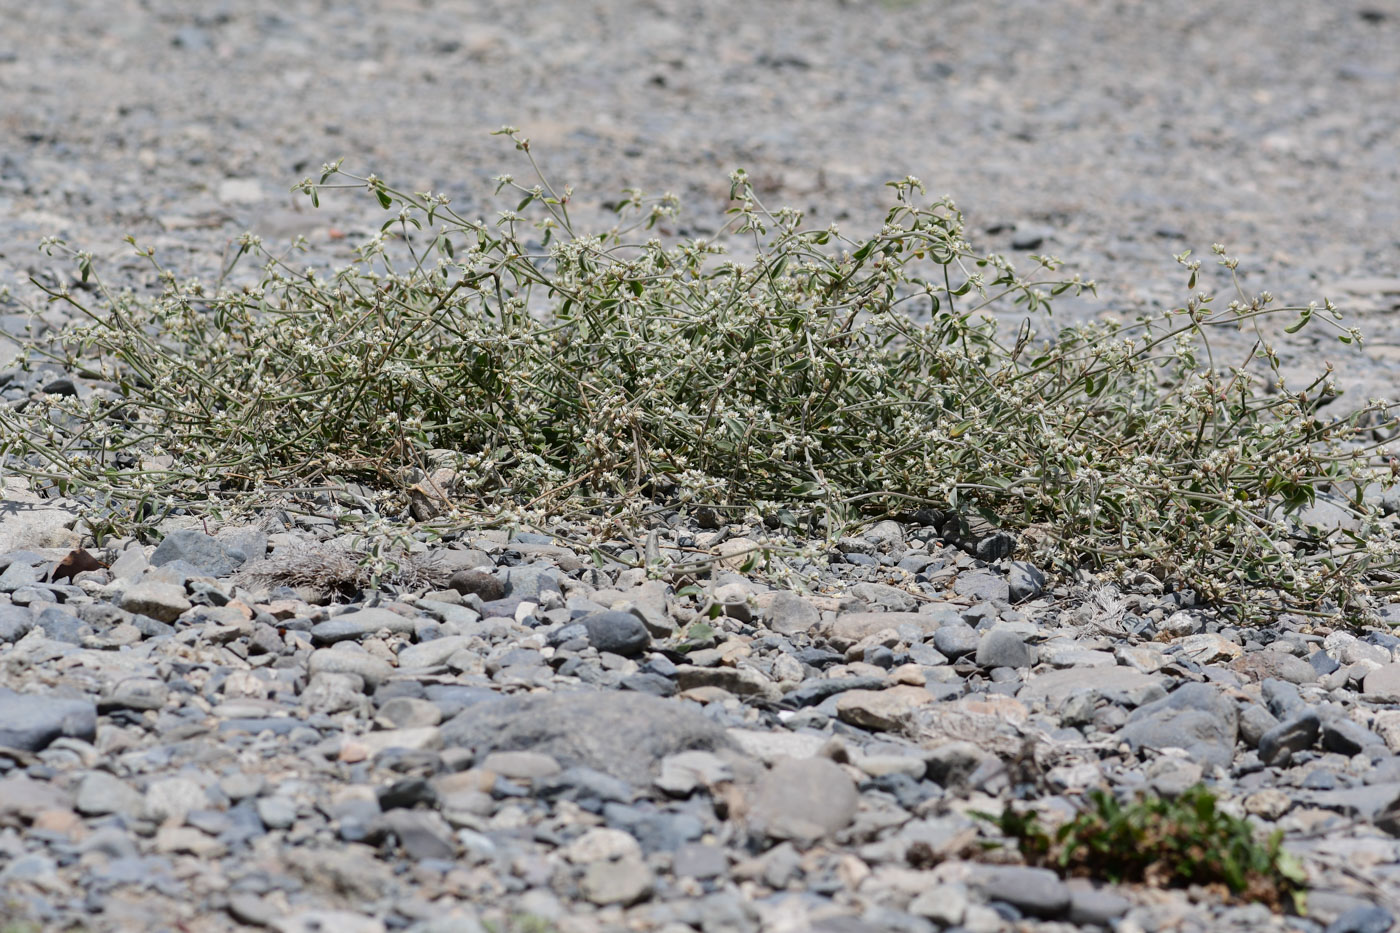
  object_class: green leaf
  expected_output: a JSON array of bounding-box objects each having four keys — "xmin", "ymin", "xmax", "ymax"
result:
[
  {"xmin": 686, "ymin": 620, "xmax": 717, "ymax": 641},
  {"xmin": 375, "ymin": 188, "xmax": 393, "ymax": 209}
]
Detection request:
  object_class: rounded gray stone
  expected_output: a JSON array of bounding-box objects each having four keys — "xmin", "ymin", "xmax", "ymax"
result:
[
  {"xmin": 934, "ymin": 623, "xmax": 980, "ymax": 659},
  {"xmin": 75, "ymin": 771, "xmax": 144, "ymax": 818},
  {"xmin": 580, "ymin": 610, "xmax": 650, "ymax": 656},
  {"xmin": 118, "ymin": 580, "xmax": 191, "ymax": 623},
  {"xmin": 256, "ymin": 795, "xmax": 298, "ymax": 830},
  {"xmin": 766, "ymin": 591, "xmax": 820, "ymax": 636},
  {"xmin": 968, "ymin": 865, "xmax": 1071, "ymax": 918},
  {"xmin": 975, "ymin": 625, "xmax": 1037, "ymax": 669}
]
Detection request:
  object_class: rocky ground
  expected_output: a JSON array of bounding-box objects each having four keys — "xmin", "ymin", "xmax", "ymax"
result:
[
  {"xmin": 3, "ymin": 1, "xmax": 1400, "ymax": 932},
  {"xmin": 7, "ymin": 501, "xmax": 1400, "ymax": 933}
]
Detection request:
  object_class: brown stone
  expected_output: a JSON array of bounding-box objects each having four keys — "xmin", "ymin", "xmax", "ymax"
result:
[
  {"xmin": 836, "ymin": 685, "xmax": 935, "ymax": 732},
  {"xmin": 823, "ymin": 612, "xmax": 940, "ymax": 649}
]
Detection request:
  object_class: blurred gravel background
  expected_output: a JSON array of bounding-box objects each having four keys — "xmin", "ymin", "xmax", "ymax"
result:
[{"xmin": 1, "ymin": 0, "xmax": 1397, "ymax": 379}]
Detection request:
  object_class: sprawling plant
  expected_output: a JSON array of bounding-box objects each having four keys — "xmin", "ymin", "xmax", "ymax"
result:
[{"xmin": 4, "ymin": 129, "xmax": 1398, "ymax": 619}]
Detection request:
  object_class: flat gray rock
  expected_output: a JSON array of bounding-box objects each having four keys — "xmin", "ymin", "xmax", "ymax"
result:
[
  {"xmin": 765, "ymin": 591, "xmax": 820, "ymax": 636},
  {"xmin": 118, "ymin": 580, "xmax": 191, "ymax": 623},
  {"xmin": 1118, "ymin": 682, "xmax": 1239, "ymax": 770},
  {"xmin": 75, "ymin": 771, "xmax": 144, "ymax": 818},
  {"xmin": 440, "ymin": 691, "xmax": 732, "ymax": 784},
  {"xmin": 952, "ymin": 571, "xmax": 1010, "ymax": 603},
  {"xmin": 1006, "ymin": 561, "xmax": 1046, "ymax": 602},
  {"xmin": 967, "ymin": 865, "xmax": 1071, "ymax": 918},
  {"xmin": 0, "ymin": 690, "xmax": 96, "ymax": 752},
  {"xmin": 311, "ymin": 607, "xmax": 418, "ymax": 645},
  {"xmin": 151, "ymin": 528, "xmax": 246, "ymax": 576},
  {"xmin": 1019, "ymin": 666, "xmax": 1163, "ymax": 708},
  {"xmin": 1259, "ymin": 710, "xmax": 1320, "ymax": 766},
  {"xmin": 849, "ymin": 582, "xmax": 918, "ymax": 612},
  {"xmin": 746, "ymin": 756, "xmax": 858, "ymax": 843}
]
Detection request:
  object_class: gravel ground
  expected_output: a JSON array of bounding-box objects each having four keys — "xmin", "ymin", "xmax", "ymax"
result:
[{"xmin": 4, "ymin": 2, "xmax": 1400, "ymax": 932}]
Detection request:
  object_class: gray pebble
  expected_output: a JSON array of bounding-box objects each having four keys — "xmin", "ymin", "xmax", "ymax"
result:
[
  {"xmin": 967, "ymin": 864, "xmax": 1071, "ymax": 918},
  {"xmin": 933, "ymin": 623, "xmax": 980, "ymax": 659},
  {"xmin": 75, "ymin": 771, "xmax": 145, "ymax": 818},
  {"xmin": 118, "ymin": 581, "xmax": 191, "ymax": 623},
  {"xmin": 1323, "ymin": 717, "xmax": 1384, "ymax": 756},
  {"xmin": 1259, "ymin": 710, "xmax": 1321, "ymax": 766},
  {"xmin": 1238, "ymin": 703, "xmax": 1280, "ymax": 749},
  {"xmin": 975, "ymin": 625, "xmax": 1037, "ymax": 669},
  {"xmin": 256, "ymin": 796, "xmax": 298, "ymax": 830},
  {"xmin": 953, "ymin": 570, "xmax": 1010, "ymax": 603},
  {"xmin": 1006, "ymin": 561, "xmax": 1046, "ymax": 602}
]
